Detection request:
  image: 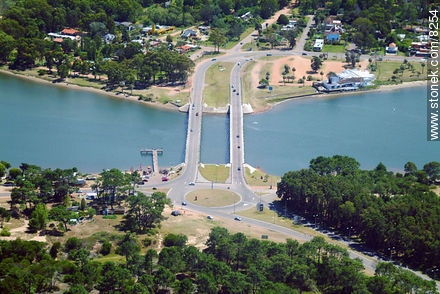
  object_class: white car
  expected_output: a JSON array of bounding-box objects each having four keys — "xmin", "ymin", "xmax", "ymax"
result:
[{"xmin": 207, "ymin": 215, "xmax": 214, "ymax": 220}]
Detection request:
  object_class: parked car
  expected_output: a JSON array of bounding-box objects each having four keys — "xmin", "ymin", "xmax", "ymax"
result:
[
  {"xmin": 207, "ymin": 215, "xmax": 214, "ymax": 220},
  {"xmin": 171, "ymin": 210, "xmax": 181, "ymax": 216},
  {"xmin": 233, "ymin": 89, "xmax": 236, "ymax": 92},
  {"xmin": 234, "ymin": 216, "xmax": 242, "ymax": 221},
  {"xmin": 211, "ymin": 58, "xmax": 217, "ymax": 61},
  {"xmin": 161, "ymin": 177, "xmax": 168, "ymax": 182},
  {"xmin": 266, "ymin": 53, "xmax": 272, "ymax": 56}
]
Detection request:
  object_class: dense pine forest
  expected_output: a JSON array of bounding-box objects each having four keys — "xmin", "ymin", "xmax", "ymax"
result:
[{"xmin": 277, "ymin": 156, "xmax": 440, "ymax": 279}]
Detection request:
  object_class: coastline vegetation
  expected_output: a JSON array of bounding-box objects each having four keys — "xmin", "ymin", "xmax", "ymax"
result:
[{"xmin": 277, "ymin": 155, "xmax": 440, "ymax": 280}]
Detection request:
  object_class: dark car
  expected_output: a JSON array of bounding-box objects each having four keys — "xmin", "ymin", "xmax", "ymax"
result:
[
  {"xmin": 195, "ymin": 112, "xmax": 199, "ymax": 116},
  {"xmin": 237, "ymin": 145, "xmax": 240, "ymax": 148},
  {"xmin": 171, "ymin": 210, "xmax": 182, "ymax": 216},
  {"xmin": 302, "ymin": 53, "xmax": 307, "ymax": 55},
  {"xmin": 238, "ymin": 167, "xmax": 241, "ymax": 171},
  {"xmin": 182, "ymin": 201, "xmax": 187, "ymax": 206},
  {"xmin": 234, "ymin": 216, "xmax": 242, "ymax": 221}
]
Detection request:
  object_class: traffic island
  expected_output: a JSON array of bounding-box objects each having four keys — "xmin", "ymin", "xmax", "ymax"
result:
[{"xmin": 185, "ymin": 189, "xmax": 240, "ymax": 207}]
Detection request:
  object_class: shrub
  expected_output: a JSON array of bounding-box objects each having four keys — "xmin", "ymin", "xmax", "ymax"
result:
[
  {"xmin": 163, "ymin": 233, "xmax": 188, "ymax": 248},
  {"xmin": 64, "ymin": 237, "xmax": 82, "ymax": 252},
  {"xmin": 142, "ymin": 238, "xmax": 152, "ymax": 247},
  {"xmin": 38, "ymin": 69, "xmax": 46, "ymax": 76},
  {"xmin": 100, "ymin": 241, "xmax": 112, "ymax": 256},
  {"xmin": 0, "ymin": 228, "xmax": 11, "ymax": 236}
]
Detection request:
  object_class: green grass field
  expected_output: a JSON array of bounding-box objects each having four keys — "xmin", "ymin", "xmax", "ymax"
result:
[
  {"xmin": 224, "ymin": 27, "xmax": 255, "ymax": 49},
  {"xmin": 203, "ymin": 62, "xmax": 234, "ymax": 107},
  {"xmin": 322, "ymin": 44, "xmax": 346, "ymax": 53},
  {"xmin": 244, "ymin": 167, "xmax": 280, "ymax": 187},
  {"xmin": 373, "ymin": 61, "xmax": 425, "ymax": 83},
  {"xmin": 199, "ymin": 164, "xmax": 230, "ymax": 183},
  {"xmin": 186, "ymin": 189, "xmax": 240, "ymax": 207}
]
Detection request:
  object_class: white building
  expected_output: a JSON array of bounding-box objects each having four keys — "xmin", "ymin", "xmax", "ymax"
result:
[
  {"xmin": 322, "ymin": 69, "xmax": 375, "ymax": 91},
  {"xmin": 314, "ymin": 39, "xmax": 324, "ymax": 51}
]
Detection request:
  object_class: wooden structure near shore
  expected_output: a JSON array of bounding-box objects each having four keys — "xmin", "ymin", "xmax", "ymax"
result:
[{"xmin": 140, "ymin": 148, "xmax": 163, "ymax": 173}]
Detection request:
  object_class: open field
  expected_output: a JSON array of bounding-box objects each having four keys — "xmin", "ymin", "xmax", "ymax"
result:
[
  {"xmin": 322, "ymin": 44, "xmax": 346, "ymax": 53},
  {"xmin": 159, "ymin": 206, "xmax": 299, "ymax": 249},
  {"xmin": 244, "ymin": 167, "xmax": 281, "ymax": 187},
  {"xmin": 185, "ymin": 189, "xmax": 240, "ymax": 207},
  {"xmin": 199, "ymin": 164, "xmax": 230, "ymax": 183},
  {"xmin": 373, "ymin": 61, "xmax": 425, "ymax": 84},
  {"xmin": 203, "ymin": 62, "xmax": 234, "ymax": 107}
]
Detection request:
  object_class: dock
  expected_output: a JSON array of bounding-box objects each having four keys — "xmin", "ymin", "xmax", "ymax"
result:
[{"xmin": 140, "ymin": 149, "xmax": 163, "ymax": 173}]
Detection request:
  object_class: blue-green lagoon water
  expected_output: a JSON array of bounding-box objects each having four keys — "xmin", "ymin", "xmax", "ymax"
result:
[{"xmin": 0, "ymin": 73, "xmax": 437, "ymax": 175}]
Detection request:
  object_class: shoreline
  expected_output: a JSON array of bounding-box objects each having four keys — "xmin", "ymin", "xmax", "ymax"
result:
[
  {"xmin": 0, "ymin": 68, "xmax": 427, "ymax": 115},
  {"xmin": 0, "ymin": 69, "xmax": 181, "ymax": 113},
  {"xmin": 254, "ymin": 80, "xmax": 427, "ymax": 114}
]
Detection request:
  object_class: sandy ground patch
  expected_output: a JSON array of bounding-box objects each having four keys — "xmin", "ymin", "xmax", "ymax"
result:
[{"xmin": 267, "ymin": 56, "xmax": 369, "ymax": 86}]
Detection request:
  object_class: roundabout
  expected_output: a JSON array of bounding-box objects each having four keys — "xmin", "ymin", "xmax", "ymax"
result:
[{"xmin": 185, "ymin": 189, "xmax": 241, "ymax": 207}]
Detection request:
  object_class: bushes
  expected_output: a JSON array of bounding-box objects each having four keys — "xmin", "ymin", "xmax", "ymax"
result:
[
  {"xmin": 0, "ymin": 227, "xmax": 11, "ymax": 236},
  {"xmin": 100, "ymin": 241, "xmax": 112, "ymax": 256}
]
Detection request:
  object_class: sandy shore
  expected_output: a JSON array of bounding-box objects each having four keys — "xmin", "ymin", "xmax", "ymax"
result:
[
  {"xmin": 0, "ymin": 69, "xmax": 180, "ymax": 112},
  {"xmin": 0, "ymin": 68, "xmax": 427, "ymax": 115},
  {"xmin": 256, "ymin": 80, "xmax": 427, "ymax": 114}
]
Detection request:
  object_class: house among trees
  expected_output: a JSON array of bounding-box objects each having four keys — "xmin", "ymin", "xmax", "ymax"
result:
[
  {"xmin": 103, "ymin": 33, "xmax": 116, "ymax": 44},
  {"xmin": 386, "ymin": 42, "xmax": 398, "ymax": 55},
  {"xmin": 240, "ymin": 11, "xmax": 253, "ymax": 22},
  {"xmin": 321, "ymin": 69, "xmax": 375, "ymax": 92},
  {"xmin": 326, "ymin": 33, "xmax": 340, "ymax": 43},
  {"xmin": 181, "ymin": 29, "xmax": 198, "ymax": 39},
  {"xmin": 281, "ymin": 19, "xmax": 297, "ymax": 31},
  {"xmin": 47, "ymin": 28, "xmax": 84, "ymax": 45},
  {"xmin": 409, "ymin": 41, "xmax": 432, "ymax": 57},
  {"xmin": 198, "ymin": 25, "xmax": 210, "ymax": 34},
  {"xmin": 314, "ymin": 39, "xmax": 324, "ymax": 51}
]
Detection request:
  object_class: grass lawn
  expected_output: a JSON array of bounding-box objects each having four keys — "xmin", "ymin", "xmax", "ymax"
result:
[
  {"xmin": 373, "ymin": 61, "xmax": 425, "ymax": 83},
  {"xmin": 224, "ymin": 27, "xmax": 255, "ymax": 49},
  {"xmin": 186, "ymin": 189, "xmax": 240, "ymax": 207},
  {"xmin": 203, "ymin": 62, "xmax": 234, "ymax": 107},
  {"xmin": 322, "ymin": 44, "xmax": 346, "ymax": 53},
  {"xmin": 199, "ymin": 164, "xmax": 230, "ymax": 183},
  {"xmin": 93, "ymin": 253, "xmax": 126, "ymax": 263},
  {"xmin": 244, "ymin": 167, "xmax": 280, "ymax": 187}
]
